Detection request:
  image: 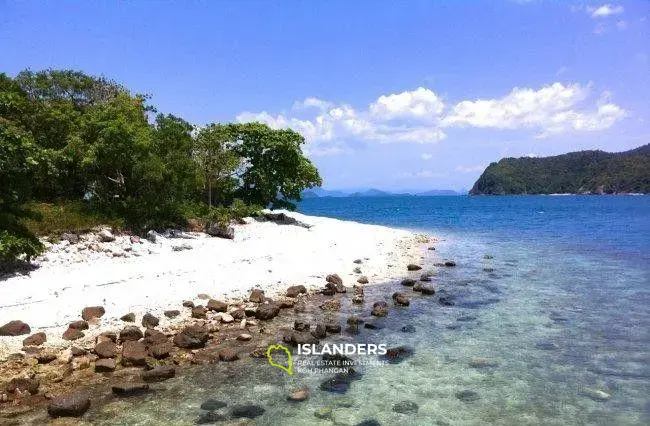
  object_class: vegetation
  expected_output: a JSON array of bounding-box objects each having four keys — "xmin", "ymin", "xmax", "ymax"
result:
[
  {"xmin": 470, "ymin": 144, "xmax": 650, "ymax": 195},
  {"xmin": 0, "ymin": 69, "xmax": 321, "ymax": 261}
]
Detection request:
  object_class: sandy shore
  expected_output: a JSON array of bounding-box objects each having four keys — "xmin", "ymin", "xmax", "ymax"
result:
[{"xmin": 0, "ymin": 211, "xmax": 424, "ymax": 359}]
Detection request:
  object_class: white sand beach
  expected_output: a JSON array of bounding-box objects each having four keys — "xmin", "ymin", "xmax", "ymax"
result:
[{"xmin": 0, "ymin": 211, "xmax": 424, "ymax": 358}]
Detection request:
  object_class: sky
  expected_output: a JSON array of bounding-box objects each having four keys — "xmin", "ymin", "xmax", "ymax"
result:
[{"xmin": 1, "ymin": 1, "xmax": 649, "ymax": 192}]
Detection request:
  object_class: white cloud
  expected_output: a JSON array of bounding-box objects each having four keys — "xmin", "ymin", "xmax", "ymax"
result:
[
  {"xmin": 588, "ymin": 4, "xmax": 624, "ymax": 18},
  {"xmin": 421, "ymin": 153, "xmax": 432, "ymax": 160},
  {"xmin": 292, "ymin": 97, "xmax": 332, "ymax": 111},
  {"xmin": 455, "ymin": 165, "xmax": 486, "ymax": 173},
  {"xmin": 369, "ymin": 87, "xmax": 444, "ymax": 121}
]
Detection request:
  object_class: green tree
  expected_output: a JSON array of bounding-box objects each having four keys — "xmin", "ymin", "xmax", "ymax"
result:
[{"xmin": 194, "ymin": 123, "xmax": 240, "ymax": 207}]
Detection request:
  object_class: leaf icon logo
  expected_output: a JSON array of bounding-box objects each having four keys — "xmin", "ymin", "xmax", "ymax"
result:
[{"xmin": 267, "ymin": 344, "xmax": 293, "ymax": 375}]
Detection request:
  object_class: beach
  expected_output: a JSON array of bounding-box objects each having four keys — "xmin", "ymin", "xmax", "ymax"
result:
[{"xmin": 0, "ymin": 211, "xmax": 424, "ymax": 360}]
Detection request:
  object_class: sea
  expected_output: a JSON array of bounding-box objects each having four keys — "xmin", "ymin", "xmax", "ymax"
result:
[{"xmin": 84, "ymin": 195, "xmax": 650, "ymax": 425}]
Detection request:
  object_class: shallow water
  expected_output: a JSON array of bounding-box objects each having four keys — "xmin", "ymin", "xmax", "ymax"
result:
[{"xmin": 78, "ymin": 196, "xmax": 650, "ymax": 425}]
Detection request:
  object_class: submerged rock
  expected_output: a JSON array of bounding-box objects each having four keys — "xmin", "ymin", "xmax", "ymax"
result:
[
  {"xmin": 401, "ymin": 324, "xmax": 416, "ymax": 333},
  {"xmin": 455, "ymin": 390, "xmax": 480, "ymax": 402},
  {"xmin": 288, "ymin": 388, "xmax": 309, "ymax": 402},
  {"xmin": 314, "ymin": 406, "xmax": 333, "ymax": 420},
  {"xmin": 200, "ymin": 399, "xmax": 227, "ymax": 411},
  {"xmin": 230, "ymin": 404, "xmax": 265, "ymax": 419},
  {"xmin": 196, "ymin": 411, "xmax": 227, "ymax": 424},
  {"xmin": 392, "ymin": 400, "xmax": 419, "ymax": 414},
  {"xmin": 112, "ymin": 383, "xmax": 150, "ymax": 397},
  {"xmin": 582, "ymin": 388, "xmax": 611, "ymax": 402},
  {"xmin": 381, "ymin": 346, "xmax": 415, "ymax": 364},
  {"xmin": 142, "ymin": 365, "xmax": 176, "ymax": 382}
]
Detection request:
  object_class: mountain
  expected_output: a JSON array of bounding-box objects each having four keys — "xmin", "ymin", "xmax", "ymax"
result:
[
  {"xmin": 301, "ymin": 188, "xmax": 464, "ymax": 198},
  {"xmin": 349, "ymin": 189, "xmax": 395, "ymax": 197},
  {"xmin": 469, "ymin": 144, "xmax": 650, "ymax": 195},
  {"xmin": 416, "ymin": 189, "xmax": 463, "ymax": 196}
]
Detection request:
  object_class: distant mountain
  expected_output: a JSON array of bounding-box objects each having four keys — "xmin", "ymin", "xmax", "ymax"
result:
[
  {"xmin": 301, "ymin": 187, "xmax": 464, "ymax": 198},
  {"xmin": 349, "ymin": 189, "xmax": 395, "ymax": 197},
  {"xmin": 415, "ymin": 189, "xmax": 463, "ymax": 196},
  {"xmin": 470, "ymin": 144, "xmax": 650, "ymax": 195}
]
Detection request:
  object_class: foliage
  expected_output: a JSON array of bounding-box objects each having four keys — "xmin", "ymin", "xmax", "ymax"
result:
[
  {"xmin": 194, "ymin": 123, "xmax": 240, "ymax": 207},
  {"xmin": 470, "ymin": 144, "xmax": 650, "ymax": 195}
]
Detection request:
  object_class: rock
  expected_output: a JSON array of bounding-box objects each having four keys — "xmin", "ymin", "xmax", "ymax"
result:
[
  {"xmin": 427, "ymin": 246, "xmax": 436, "ymax": 251},
  {"xmin": 325, "ymin": 275, "xmax": 346, "ymax": 293},
  {"xmin": 469, "ymin": 359, "xmax": 499, "ymax": 369},
  {"xmin": 320, "ymin": 299, "xmax": 341, "ymax": 312},
  {"xmin": 218, "ymin": 348, "xmax": 239, "ymax": 362},
  {"xmin": 346, "ymin": 316, "xmax": 364, "ymax": 326},
  {"xmin": 319, "ymin": 369, "xmax": 361, "ymax": 394},
  {"xmin": 60, "ymin": 232, "xmax": 79, "ymax": 244},
  {"xmin": 94, "ymin": 358, "xmax": 116, "ymax": 372},
  {"xmin": 112, "ymin": 383, "xmax": 149, "ymax": 397},
  {"xmin": 98, "ymin": 229, "xmax": 115, "ymax": 242},
  {"xmin": 192, "ymin": 306, "xmax": 207, "ymax": 319},
  {"xmin": 314, "ymin": 406, "xmax": 333, "ymax": 419},
  {"xmin": 444, "ymin": 260, "xmax": 456, "ymax": 267},
  {"xmin": 326, "ymin": 273, "xmax": 343, "ymax": 285},
  {"xmin": 312, "ymin": 323, "xmax": 327, "ymax": 339},
  {"xmin": 119, "ymin": 326, "xmax": 143, "ymax": 342},
  {"xmin": 392, "ymin": 292, "xmax": 410, "ymax": 306},
  {"xmin": 197, "ymin": 293, "xmax": 211, "ymax": 300},
  {"xmin": 401, "ymin": 325, "xmax": 416, "ymax": 333},
  {"xmin": 120, "ymin": 313, "xmax": 136, "ymax": 322},
  {"xmin": 381, "ymin": 346, "xmax": 415, "ymax": 364},
  {"xmin": 288, "ymin": 388, "xmax": 309, "ymax": 402},
  {"xmin": 200, "ymin": 399, "xmax": 227, "ymax": 410},
  {"xmin": 149, "ymin": 342, "xmax": 173, "ymax": 359},
  {"xmin": 172, "ymin": 243, "xmax": 192, "ymax": 251},
  {"xmin": 143, "ymin": 329, "xmax": 168, "ymax": 346},
  {"xmin": 130, "ymin": 235, "xmax": 141, "ymax": 244},
  {"xmin": 196, "ymin": 411, "xmax": 227, "ymax": 424},
  {"xmin": 294, "ymin": 321, "xmax": 311, "ymax": 332},
  {"xmin": 142, "ymin": 365, "xmax": 175, "ymax": 382},
  {"xmin": 420, "ymin": 271, "xmax": 434, "ymax": 281},
  {"xmin": 249, "ymin": 289, "xmax": 265, "ymax": 303},
  {"xmin": 325, "ymin": 323, "xmax": 342, "ymax": 333},
  {"xmin": 400, "ymin": 278, "xmax": 416, "ymax": 287},
  {"xmin": 406, "ymin": 264, "xmax": 422, "ymax": 271},
  {"xmin": 205, "ymin": 222, "xmax": 235, "ymax": 239},
  {"xmin": 62, "ymin": 327, "xmax": 84, "ymax": 341},
  {"xmin": 278, "ymin": 298, "xmax": 295, "ymax": 309},
  {"xmin": 220, "ymin": 313, "xmax": 235, "ymax": 323},
  {"xmin": 0, "ymin": 320, "xmax": 31, "ymax": 336},
  {"xmin": 173, "ymin": 325, "xmax": 209, "ymax": 349},
  {"xmin": 23, "ymin": 332, "xmax": 46, "ymax": 346},
  {"xmin": 357, "ymin": 276, "xmax": 369, "ymax": 284},
  {"xmin": 70, "ymin": 346, "xmax": 87, "ymax": 356},
  {"xmin": 121, "ymin": 341, "xmax": 147, "ymax": 366},
  {"xmin": 392, "ymin": 400, "xmax": 419, "ymax": 414},
  {"xmin": 455, "ymin": 390, "xmax": 479, "ymax": 402},
  {"xmin": 353, "ymin": 266, "xmax": 362, "ymax": 274},
  {"xmin": 207, "ymin": 299, "xmax": 228, "ymax": 312},
  {"xmin": 68, "ymin": 320, "xmax": 89, "ymax": 330},
  {"xmin": 141, "ymin": 313, "xmax": 159, "ymax": 328},
  {"xmin": 371, "ymin": 301, "xmax": 389, "ymax": 317},
  {"xmin": 36, "ymin": 349, "xmax": 58, "ymax": 364},
  {"xmin": 6, "ymin": 377, "xmax": 40, "ymax": 394},
  {"xmin": 47, "ymin": 391, "xmax": 91, "ymax": 417},
  {"xmin": 231, "ymin": 404, "xmax": 265, "ymax": 419},
  {"xmin": 94, "ymin": 341, "xmax": 117, "ymax": 358},
  {"xmin": 98, "ymin": 331, "xmax": 117, "ymax": 343},
  {"xmin": 255, "ymin": 302, "xmax": 280, "ymax": 320},
  {"xmin": 182, "ymin": 300, "xmax": 195, "ymax": 308},
  {"xmin": 230, "ymin": 308, "xmax": 246, "ymax": 320},
  {"xmin": 353, "ymin": 259, "xmax": 363, "ymax": 264},
  {"xmin": 237, "ymin": 333, "xmax": 252, "ymax": 341},
  {"xmin": 284, "ymin": 331, "xmax": 319, "ymax": 346},
  {"xmin": 81, "ymin": 306, "xmax": 105, "ymax": 321},
  {"xmin": 286, "ymin": 285, "xmax": 307, "ymax": 298},
  {"xmin": 164, "ymin": 310, "xmax": 180, "ymax": 319},
  {"xmin": 583, "ymin": 388, "xmax": 611, "ymax": 402},
  {"xmin": 413, "ymin": 282, "xmax": 435, "ymax": 294}
]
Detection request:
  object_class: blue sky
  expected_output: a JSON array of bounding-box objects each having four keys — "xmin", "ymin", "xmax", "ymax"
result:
[{"xmin": 1, "ymin": 1, "xmax": 648, "ymax": 191}]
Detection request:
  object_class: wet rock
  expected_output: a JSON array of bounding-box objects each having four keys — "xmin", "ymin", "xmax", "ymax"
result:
[
  {"xmin": 200, "ymin": 399, "xmax": 227, "ymax": 410},
  {"xmin": 457, "ymin": 315, "xmax": 477, "ymax": 322},
  {"xmin": 381, "ymin": 346, "xmax": 415, "ymax": 364},
  {"xmin": 400, "ymin": 278, "xmax": 416, "ymax": 287},
  {"xmin": 364, "ymin": 321, "xmax": 385, "ymax": 330},
  {"xmin": 392, "ymin": 292, "xmax": 410, "ymax": 306},
  {"xmin": 456, "ymin": 390, "xmax": 479, "ymax": 402},
  {"xmin": 6, "ymin": 377, "xmax": 40, "ymax": 394},
  {"xmin": 413, "ymin": 282, "xmax": 435, "ymax": 295},
  {"xmin": 81, "ymin": 306, "xmax": 105, "ymax": 321},
  {"xmin": 357, "ymin": 276, "xmax": 369, "ymax": 284},
  {"xmin": 438, "ymin": 294, "xmax": 455, "ymax": 306},
  {"xmin": 218, "ymin": 348, "xmax": 239, "ymax": 362},
  {"xmin": 401, "ymin": 325, "xmax": 416, "ymax": 333},
  {"xmin": 207, "ymin": 299, "xmax": 228, "ymax": 312},
  {"xmin": 142, "ymin": 313, "xmax": 159, "ymax": 328},
  {"xmin": 357, "ymin": 420, "xmax": 382, "ymax": 426},
  {"xmin": 94, "ymin": 341, "xmax": 117, "ymax": 358},
  {"xmin": 353, "ymin": 266, "xmax": 362, "ymax": 274},
  {"xmin": 444, "ymin": 260, "xmax": 456, "ymax": 267},
  {"xmin": 294, "ymin": 321, "xmax": 311, "ymax": 332},
  {"xmin": 312, "ymin": 323, "xmax": 327, "ymax": 339},
  {"xmin": 347, "ymin": 316, "xmax": 364, "ymax": 326},
  {"xmin": 326, "ymin": 273, "xmax": 343, "ymax": 286},
  {"xmin": 288, "ymin": 388, "xmax": 309, "ymax": 402},
  {"xmin": 112, "ymin": 383, "xmax": 150, "ymax": 397},
  {"xmin": 255, "ymin": 302, "xmax": 280, "ymax": 320},
  {"xmin": 392, "ymin": 400, "xmax": 418, "ymax": 414},
  {"xmin": 320, "ymin": 299, "xmax": 341, "ymax": 312},
  {"xmin": 196, "ymin": 411, "xmax": 227, "ymax": 424},
  {"xmin": 174, "ymin": 325, "xmax": 209, "ymax": 349},
  {"xmin": 286, "ymin": 285, "xmax": 307, "ymax": 298},
  {"xmin": 319, "ymin": 369, "xmax": 362, "ymax": 394},
  {"xmin": 191, "ymin": 306, "xmax": 207, "ymax": 319},
  {"xmin": 142, "ymin": 365, "xmax": 176, "ymax": 382},
  {"xmin": 237, "ymin": 333, "xmax": 252, "ymax": 341},
  {"xmin": 420, "ymin": 271, "xmax": 434, "ymax": 281},
  {"xmin": 231, "ymin": 404, "xmax": 265, "ymax": 419},
  {"xmin": 62, "ymin": 327, "xmax": 84, "ymax": 341},
  {"xmin": 182, "ymin": 300, "xmax": 195, "ymax": 308},
  {"xmin": 249, "ymin": 289, "xmax": 265, "ymax": 303},
  {"xmin": 47, "ymin": 391, "xmax": 91, "ymax": 417},
  {"xmin": 164, "ymin": 310, "xmax": 180, "ymax": 319},
  {"xmin": 95, "ymin": 358, "xmax": 116, "ymax": 372},
  {"xmin": 325, "ymin": 323, "xmax": 342, "ymax": 333},
  {"xmin": 427, "ymin": 246, "xmax": 436, "ymax": 251},
  {"xmin": 69, "ymin": 320, "xmax": 89, "ymax": 330},
  {"xmin": 284, "ymin": 331, "xmax": 319, "ymax": 346},
  {"xmin": 0, "ymin": 320, "xmax": 31, "ymax": 336},
  {"xmin": 122, "ymin": 341, "xmax": 147, "ymax": 366},
  {"xmin": 315, "ymin": 407, "xmax": 333, "ymax": 419},
  {"xmin": 120, "ymin": 313, "xmax": 136, "ymax": 322},
  {"xmin": 119, "ymin": 326, "xmax": 143, "ymax": 342},
  {"xmin": 205, "ymin": 222, "xmax": 234, "ymax": 239},
  {"xmin": 371, "ymin": 301, "xmax": 389, "ymax": 317},
  {"xmin": 149, "ymin": 342, "xmax": 173, "ymax": 359},
  {"xmin": 23, "ymin": 332, "xmax": 46, "ymax": 346},
  {"xmin": 406, "ymin": 264, "xmax": 422, "ymax": 271}
]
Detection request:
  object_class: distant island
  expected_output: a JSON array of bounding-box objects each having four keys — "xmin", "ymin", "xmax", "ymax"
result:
[
  {"xmin": 302, "ymin": 188, "xmax": 465, "ymax": 198},
  {"xmin": 470, "ymin": 144, "xmax": 650, "ymax": 195}
]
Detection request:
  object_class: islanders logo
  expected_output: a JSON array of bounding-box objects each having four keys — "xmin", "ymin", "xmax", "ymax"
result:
[{"xmin": 266, "ymin": 344, "xmax": 293, "ymax": 375}]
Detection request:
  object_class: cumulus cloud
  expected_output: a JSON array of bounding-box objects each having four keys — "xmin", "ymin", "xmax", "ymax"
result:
[
  {"xmin": 588, "ymin": 4, "xmax": 624, "ymax": 18},
  {"xmin": 236, "ymin": 83, "xmax": 625, "ymax": 155}
]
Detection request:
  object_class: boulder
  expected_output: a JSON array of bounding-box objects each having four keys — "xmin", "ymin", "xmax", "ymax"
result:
[
  {"xmin": 6, "ymin": 377, "xmax": 40, "ymax": 395},
  {"xmin": 23, "ymin": 332, "xmax": 46, "ymax": 346},
  {"xmin": 149, "ymin": 342, "xmax": 173, "ymax": 359},
  {"xmin": 255, "ymin": 303, "xmax": 280, "ymax": 320},
  {"xmin": 444, "ymin": 260, "xmax": 457, "ymax": 267},
  {"xmin": 357, "ymin": 276, "xmax": 369, "ymax": 284},
  {"xmin": 413, "ymin": 282, "xmax": 435, "ymax": 295},
  {"xmin": 205, "ymin": 222, "xmax": 234, "ymax": 239},
  {"xmin": 325, "ymin": 323, "xmax": 342, "ymax": 333},
  {"xmin": 285, "ymin": 285, "xmax": 307, "ymax": 298},
  {"xmin": 62, "ymin": 327, "xmax": 84, "ymax": 341},
  {"xmin": 326, "ymin": 274, "xmax": 346, "ymax": 293},
  {"xmin": 120, "ymin": 313, "xmax": 136, "ymax": 322},
  {"xmin": 143, "ymin": 329, "xmax": 168, "ymax": 346},
  {"xmin": 94, "ymin": 341, "xmax": 117, "ymax": 358},
  {"xmin": 121, "ymin": 341, "xmax": 147, "ymax": 366},
  {"xmin": 326, "ymin": 274, "xmax": 343, "ymax": 285},
  {"xmin": 191, "ymin": 306, "xmax": 207, "ymax": 319},
  {"xmin": 141, "ymin": 313, "xmax": 159, "ymax": 328},
  {"xmin": 173, "ymin": 325, "xmax": 209, "ymax": 349},
  {"xmin": 68, "ymin": 320, "xmax": 89, "ymax": 330},
  {"xmin": 392, "ymin": 292, "xmax": 411, "ymax": 306},
  {"xmin": 94, "ymin": 358, "xmax": 116, "ymax": 373},
  {"xmin": 47, "ymin": 391, "xmax": 91, "ymax": 418},
  {"xmin": 230, "ymin": 308, "xmax": 246, "ymax": 320},
  {"xmin": 141, "ymin": 365, "xmax": 175, "ymax": 382},
  {"xmin": 371, "ymin": 301, "xmax": 389, "ymax": 317},
  {"xmin": 248, "ymin": 289, "xmax": 265, "ymax": 303},
  {"xmin": 218, "ymin": 348, "xmax": 239, "ymax": 362},
  {"xmin": 99, "ymin": 331, "xmax": 117, "ymax": 343},
  {"xmin": 283, "ymin": 331, "xmax": 319, "ymax": 346},
  {"xmin": 400, "ymin": 278, "xmax": 416, "ymax": 287},
  {"xmin": 182, "ymin": 300, "xmax": 195, "ymax": 308},
  {"xmin": 112, "ymin": 383, "xmax": 150, "ymax": 397},
  {"xmin": 164, "ymin": 310, "xmax": 180, "ymax": 319},
  {"xmin": 207, "ymin": 299, "xmax": 228, "ymax": 312},
  {"xmin": 230, "ymin": 405, "xmax": 265, "ymax": 419},
  {"xmin": 0, "ymin": 320, "xmax": 31, "ymax": 336},
  {"xmin": 312, "ymin": 323, "xmax": 327, "ymax": 339},
  {"xmin": 119, "ymin": 326, "xmax": 143, "ymax": 342},
  {"xmin": 406, "ymin": 264, "xmax": 422, "ymax": 271},
  {"xmin": 81, "ymin": 306, "xmax": 105, "ymax": 321},
  {"xmin": 97, "ymin": 229, "xmax": 115, "ymax": 242},
  {"xmin": 60, "ymin": 233, "xmax": 79, "ymax": 244}
]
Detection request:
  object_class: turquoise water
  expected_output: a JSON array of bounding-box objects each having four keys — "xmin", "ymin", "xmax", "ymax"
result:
[{"xmin": 79, "ymin": 196, "xmax": 649, "ymax": 425}]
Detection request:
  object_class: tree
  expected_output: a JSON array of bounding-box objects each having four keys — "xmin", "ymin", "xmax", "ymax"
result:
[
  {"xmin": 194, "ymin": 123, "xmax": 240, "ymax": 207},
  {"xmin": 229, "ymin": 122, "xmax": 322, "ymax": 209}
]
